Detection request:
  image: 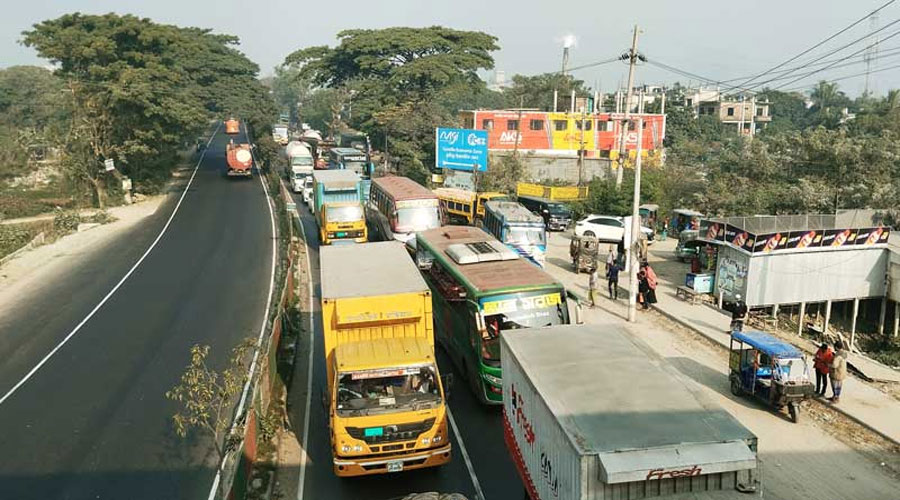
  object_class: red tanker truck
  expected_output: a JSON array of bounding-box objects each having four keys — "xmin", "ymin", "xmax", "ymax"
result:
[{"xmin": 226, "ymin": 141, "xmax": 253, "ymax": 177}]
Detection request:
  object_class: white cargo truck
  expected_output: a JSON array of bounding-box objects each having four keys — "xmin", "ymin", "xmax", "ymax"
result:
[
  {"xmin": 286, "ymin": 141, "xmax": 314, "ymax": 193},
  {"xmin": 502, "ymin": 324, "xmax": 759, "ymax": 500}
]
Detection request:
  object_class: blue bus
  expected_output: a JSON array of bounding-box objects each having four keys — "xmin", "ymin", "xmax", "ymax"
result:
[{"xmin": 482, "ymin": 201, "xmax": 547, "ymax": 267}]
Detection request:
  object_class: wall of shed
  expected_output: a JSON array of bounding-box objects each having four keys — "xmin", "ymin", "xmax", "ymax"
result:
[
  {"xmin": 889, "ymin": 249, "xmax": 900, "ymax": 302},
  {"xmin": 745, "ymin": 248, "xmax": 888, "ymax": 307}
]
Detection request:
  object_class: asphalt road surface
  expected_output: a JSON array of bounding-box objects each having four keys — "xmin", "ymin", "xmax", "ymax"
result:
[
  {"xmin": 287, "ymin": 183, "xmax": 523, "ymax": 500},
  {"xmin": 0, "ymin": 125, "xmax": 274, "ymax": 499}
]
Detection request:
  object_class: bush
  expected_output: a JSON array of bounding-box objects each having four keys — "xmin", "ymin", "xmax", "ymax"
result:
[
  {"xmin": 52, "ymin": 209, "xmax": 81, "ymax": 233},
  {"xmin": 0, "ymin": 224, "xmax": 32, "ymax": 258}
]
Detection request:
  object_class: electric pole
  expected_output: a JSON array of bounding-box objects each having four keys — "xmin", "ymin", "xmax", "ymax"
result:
[
  {"xmin": 616, "ymin": 25, "xmax": 640, "ymax": 189},
  {"xmin": 627, "ymin": 117, "xmax": 644, "ymax": 323},
  {"xmin": 578, "ymin": 106, "xmax": 586, "ymax": 186}
]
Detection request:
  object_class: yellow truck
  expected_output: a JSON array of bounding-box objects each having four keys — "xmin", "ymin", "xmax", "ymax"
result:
[
  {"xmin": 432, "ymin": 187, "xmax": 509, "ymax": 225},
  {"xmin": 320, "ymin": 241, "xmax": 451, "ymax": 477},
  {"xmin": 313, "ymin": 170, "xmax": 367, "ymax": 245}
]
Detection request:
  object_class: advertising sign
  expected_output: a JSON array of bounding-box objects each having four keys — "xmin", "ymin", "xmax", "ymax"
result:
[
  {"xmin": 785, "ymin": 230, "xmax": 821, "ymax": 249},
  {"xmin": 443, "ymin": 169, "xmax": 475, "ymax": 191},
  {"xmin": 436, "ymin": 128, "xmax": 488, "ymax": 171}
]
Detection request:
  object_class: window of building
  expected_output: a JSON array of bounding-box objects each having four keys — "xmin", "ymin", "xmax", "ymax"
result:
[
  {"xmin": 482, "ymin": 119, "xmax": 493, "ymax": 130},
  {"xmin": 727, "ymin": 107, "xmax": 735, "ymax": 116},
  {"xmin": 529, "ymin": 119, "xmax": 544, "ymax": 131},
  {"xmin": 575, "ymin": 120, "xmax": 593, "ymax": 131},
  {"xmin": 507, "ymin": 119, "xmax": 519, "ymax": 131},
  {"xmin": 686, "ymin": 98, "xmax": 693, "ymax": 107},
  {"xmin": 553, "ymin": 120, "xmax": 568, "ymax": 131},
  {"xmin": 756, "ymin": 108, "xmax": 765, "ymax": 116},
  {"xmin": 463, "ymin": 118, "xmax": 474, "ymax": 129}
]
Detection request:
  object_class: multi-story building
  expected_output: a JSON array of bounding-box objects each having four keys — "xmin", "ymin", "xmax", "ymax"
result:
[
  {"xmin": 459, "ymin": 109, "xmax": 665, "ymax": 160},
  {"xmin": 684, "ymin": 87, "xmax": 771, "ymax": 136}
]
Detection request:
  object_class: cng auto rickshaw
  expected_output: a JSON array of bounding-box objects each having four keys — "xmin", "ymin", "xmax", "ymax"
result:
[
  {"xmin": 674, "ymin": 229, "xmax": 701, "ymax": 261},
  {"xmin": 729, "ymin": 331, "xmax": 814, "ymax": 422},
  {"xmin": 570, "ymin": 234, "xmax": 600, "ymax": 273},
  {"xmin": 670, "ymin": 208, "xmax": 703, "ymax": 237}
]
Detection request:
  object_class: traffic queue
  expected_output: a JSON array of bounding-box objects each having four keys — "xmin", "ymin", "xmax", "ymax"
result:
[{"xmin": 282, "ymin": 133, "xmax": 761, "ymax": 499}]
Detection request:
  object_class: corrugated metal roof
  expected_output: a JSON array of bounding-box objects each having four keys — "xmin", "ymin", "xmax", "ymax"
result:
[
  {"xmin": 417, "ymin": 226, "xmax": 558, "ymax": 293},
  {"xmin": 502, "ymin": 324, "xmax": 756, "ymax": 455},
  {"xmin": 320, "ymin": 241, "xmax": 428, "ymax": 299}
]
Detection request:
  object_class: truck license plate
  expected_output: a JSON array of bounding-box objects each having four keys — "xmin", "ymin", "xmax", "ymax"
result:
[{"xmin": 386, "ymin": 460, "xmax": 403, "ymax": 473}]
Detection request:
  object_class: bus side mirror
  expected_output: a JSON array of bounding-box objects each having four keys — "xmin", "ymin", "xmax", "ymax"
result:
[{"xmin": 567, "ymin": 290, "xmax": 585, "ymax": 324}]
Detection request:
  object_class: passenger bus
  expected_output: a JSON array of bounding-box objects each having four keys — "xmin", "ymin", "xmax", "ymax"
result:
[
  {"xmin": 328, "ymin": 147, "xmax": 370, "ymax": 178},
  {"xmin": 366, "ymin": 176, "xmax": 442, "ymax": 243},
  {"xmin": 482, "ymin": 201, "xmax": 547, "ymax": 267},
  {"xmin": 414, "ymin": 226, "xmax": 577, "ymax": 404},
  {"xmin": 432, "ymin": 188, "xmax": 509, "ymax": 225}
]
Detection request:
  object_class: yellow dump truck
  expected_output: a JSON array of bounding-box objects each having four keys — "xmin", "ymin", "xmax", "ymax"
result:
[{"xmin": 320, "ymin": 241, "xmax": 451, "ymax": 477}]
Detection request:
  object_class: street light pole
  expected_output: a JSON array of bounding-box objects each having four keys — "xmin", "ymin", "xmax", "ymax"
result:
[{"xmin": 627, "ymin": 117, "xmax": 644, "ymax": 323}]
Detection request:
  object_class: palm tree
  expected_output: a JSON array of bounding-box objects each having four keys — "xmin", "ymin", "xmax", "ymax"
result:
[
  {"xmin": 884, "ymin": 89, "xmax": 900, "ymax": 111},
  {"xmin": 811, "ymin": 81, "xmax": 840, "ymax": 110}
]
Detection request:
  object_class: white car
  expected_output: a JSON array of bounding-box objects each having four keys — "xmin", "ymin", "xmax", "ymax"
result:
[
  {"xmin": 301, "ymin": 177, "xmax": 313, "ymax": 205},
  {"xmin": 574, "ymin": 214, "xmax": 654, "ymax": 243}
]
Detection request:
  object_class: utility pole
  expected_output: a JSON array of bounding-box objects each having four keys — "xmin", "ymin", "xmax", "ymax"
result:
[
  {"xmin": 513, "ymin": 96, "xmax": 524, "ymax": 157},
  {"xmin": 627, "ymin": 117, "xmax": 644, "ymax": 323},
  {"xmin": 616, "ymin": 25, "xmax": 640, "ymax": 189},
  {"xmin": 578, "ymin": 106, "xmax": 586, "ymax": 186}
]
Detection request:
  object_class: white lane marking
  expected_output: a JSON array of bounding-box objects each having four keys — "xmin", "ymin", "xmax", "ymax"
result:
[
  {"xmin": 0, "ymin": 125, "xmax": 220, "ymax": 408},
  {"xmin": 207, "ymin": 123, "xmax": 278, "ymax": 500},
  {"xmin": 295, "ymin": 199, "xmax": 315, "ymax": 500},
  {"xmin": 447, "ymin": 407, "xmax": 486, "ymax": 500}
]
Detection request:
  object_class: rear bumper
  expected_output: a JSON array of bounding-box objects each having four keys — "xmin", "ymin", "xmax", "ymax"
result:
[
  {"xmin": 227, "ymin": 169, "xmax": 252, "ymax": 177},
  {"xmin": 333, "ymin": 444, "xmax": 451, "ymax": 477}
]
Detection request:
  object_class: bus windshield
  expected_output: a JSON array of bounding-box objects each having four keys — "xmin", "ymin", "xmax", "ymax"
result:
[
  {"xmin": 326, "ymin": 204, "xmax": 364, "ymax": 223},
  {"xmin": 396, "ymin": 205, "xmax": 440, "ymax": 233},
  {"xmin": 480, "ymin": 291, "xmax": 566, "ymax": 365},
  {"xmin": 336, "ymin": 365, "xmax": 441, "ymax": 417},
  {"xmin": 507, "ymin": 227, "xmax": 546, "ymax": 246},
  {"xmin": 344, "ymin": 160, "xmax": 367, "ymax": 175}
]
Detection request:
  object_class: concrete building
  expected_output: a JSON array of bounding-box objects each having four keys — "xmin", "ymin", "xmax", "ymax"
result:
[{"xmin": 684, "ymin": 87, "xmax": 771, "ymax": 136}]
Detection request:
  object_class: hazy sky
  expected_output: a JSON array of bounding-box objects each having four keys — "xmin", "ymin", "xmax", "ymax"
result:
[{"xmin": 2, "ymin": 0, "xmax": 897, "ymax": 96}]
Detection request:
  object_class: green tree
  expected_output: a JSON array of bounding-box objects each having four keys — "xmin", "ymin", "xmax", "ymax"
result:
[
  {"xmin": 23, "ymin": 13, "xmax": 275, "ymax": 205},
  {"xmin": 503, "ymin": 73, "xmax": 590, "ymax": 111}
]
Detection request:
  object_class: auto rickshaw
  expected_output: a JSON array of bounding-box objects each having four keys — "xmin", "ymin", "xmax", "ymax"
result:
[
  {"xmin": 670, "ymin": 208, "xmax": 703, "ymax": 237},
  {"xmin": 639, "ymin": 204, "xmax": 659, "ymax": 233},
  {"xmin": 729, "ymin": 331, "xmax": 814, "ymax": 423},
  {"xmin": 674, "ymin": 229, "xmax": 701, "ymax": 261},
  {"xmin": 570, "ymin": 235, "xmax": 600, "ymax": 273}
]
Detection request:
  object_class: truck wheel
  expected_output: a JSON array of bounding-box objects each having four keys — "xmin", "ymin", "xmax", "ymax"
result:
[{"xmin": 788, "ymin": 402, "xmax": 799, "ymax": 423}]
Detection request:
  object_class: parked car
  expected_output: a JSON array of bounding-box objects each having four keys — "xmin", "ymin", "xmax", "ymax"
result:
[{"xmin": 574, "ymin": 214, "xmax": 653, "ymax": 243}]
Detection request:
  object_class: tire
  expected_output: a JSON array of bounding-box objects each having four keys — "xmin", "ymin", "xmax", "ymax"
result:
[
  {"xmin": 583, "ymin": 230, "xmax": 595, "ymax": 238},
  {"xmin": 730, "ymin": 376, "xmax": 743, "ymax": 396},
  {"xmin": 788, "ymin": 402, "xmax": 799, "ymax": 423}
]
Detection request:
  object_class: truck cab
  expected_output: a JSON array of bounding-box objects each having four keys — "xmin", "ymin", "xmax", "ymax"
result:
[
  {"xmin": 313, "ymin": 170, "xmax": 367, "ymax": 245},
  {"xmin": 320, "ymin": 242, "xmax": 452, "ymax": 477}
]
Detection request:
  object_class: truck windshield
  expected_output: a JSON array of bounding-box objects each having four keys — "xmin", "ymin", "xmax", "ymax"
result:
[
  {"xmin": 507, "ymin": 227, "xmax": 546, "ymax": 246},
  {"xmin": 291, "ymin": 157, "xmax": 313, "ymax": 166},
  {"xmin": 336, "ymin": 366, "xmax": 442, "ymax": 417},
  {"xmin": 396, "ymin": 205, "xmax": 440, "ymax": 233},
  {"xmin": 480, "ymin": 291, "xmax": 567, "ymax": 365},
  {"xmin": 326, "ymin": 205, "xmax": 364, "ymax": 223},
  {"xmin": 548, "ymin": 203, "xmax": 570, "ymax": 216},
  {"xmin": 344, "ymin": 160, "xmax": 367, "ymax": 175}
]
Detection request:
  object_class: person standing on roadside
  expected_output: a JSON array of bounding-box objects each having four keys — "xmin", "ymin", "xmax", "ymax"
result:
[
  {"xmin": 588, "ymin": 265, "xmax": 600, "ymax": 307},
  {"xmin": 830, "ymin": 340, "xmax": 848, "ymax": 404},
  {"xmin": 813, "ymin": 343, "xmax": 834, "ymax": 397},
  {"xmin": 606, "ymin": 261, "xmax": 620, "ymax": 300}
]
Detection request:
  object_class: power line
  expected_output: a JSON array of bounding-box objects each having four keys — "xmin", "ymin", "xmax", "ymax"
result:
[
  {"xmin": 718, "ymin": 44, "xmax": 900, "ymax": 84},
  {"xmin": 781, "ymin": 61, "xmax": 900, "ymax": 92},
  {"xmin": 564, "ymin": 56, "xmax": 624, "ymax": 73},
  {"xmin": 773, "ymin": 27, "xmax": 900, "ymax": 90},
  {"xmin": 750, "ymin": 17, "xmax": 900, "ymax": 90},
  {"xmin": 733, "ymin": 0, "xmax": 898, "ymax": 89}
]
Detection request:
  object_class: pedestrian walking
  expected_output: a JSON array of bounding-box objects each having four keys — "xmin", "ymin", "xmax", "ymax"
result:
[
  {"xmin": 606, "ymin": 262, "xmax": 620, "ymax": 300},
  {"xmin": 730, "ymin": 294, "xmax": 748, "ymax": 332},
  {"xmin": 588, "ymin": 265, "xmax": 600, "ymax": 307},
  {"xmin": 829, "ymin": 340, "xmax": 849, "ymax": 404},
  {"xmin": 813, "ymin": 343, "xmax": 834, "ymax": 397},
  {"xmin": 641, "ymin": 262, "xmax": 658, "ymax": 307},
  {"xmin": 606, "ymin": 246, "xmax": 616, "ymax": 271}
]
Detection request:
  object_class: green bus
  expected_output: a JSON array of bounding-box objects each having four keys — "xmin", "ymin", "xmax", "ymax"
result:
[{"xmin": 414, "ymin": 226, "xmax": 579, "ymax": 404}]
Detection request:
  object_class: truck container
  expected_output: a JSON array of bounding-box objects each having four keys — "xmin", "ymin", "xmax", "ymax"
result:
[
  {"xmin": 225, "ymin": 141, "xmax": 253, "ymax": 177},
  {"xmin": 224, "ymin": 118, "xmax": 240, "ymax": 135},
  {"xmin": 320, "ymin": 241, "xmax": 452, "ymax": 477},
  {"xmin": 502, "ymin": 324, "xmax": 759, "ymax": 500},
  {"xmin": 286, "ymin": 141, "xmax": 315, "ymax": 192},
  {"xmin": 313, "ymin": 170, "xmax": 367, "ymax": 244},
  {"xmin": 483, "ymin": 201, "xmax": 547, "ymax": 267}
]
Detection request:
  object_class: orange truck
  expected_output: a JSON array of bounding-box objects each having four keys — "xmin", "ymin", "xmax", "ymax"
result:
[
  {"xmin": 226, "ymin": 141, "xmax": 253, "ymax": 177},
  {"xmin": 225, "ymin": 118, "xmax": 240, "ymax": 135}
]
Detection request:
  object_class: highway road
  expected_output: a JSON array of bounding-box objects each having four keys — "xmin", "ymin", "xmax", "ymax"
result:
[
  {"xmin": 287, "ymin": 185, "xmax": 523, "ymax": 500},
  {"xmin": 0, "ymin": 125, "xmax": 274, "ymax": 499}
]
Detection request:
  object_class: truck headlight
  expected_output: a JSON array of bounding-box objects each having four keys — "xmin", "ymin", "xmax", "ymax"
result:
[
  {"xmin": 482, "ymin": 373, "xmax": 502, "ymax": 386},
  {"xmin": 354, "ymin": 444, "xmax": 363, "ymax": 452},
  {"xmin": 433, "ymin": 435, "xmax": 442, "ymax": 444},
  {"xmin": 421, "ymin": 437, "xmax": 431, "ymax": 446},
  {"xmin": 341, "ymin": 444, "xmax": 351, "ymax": 453}
]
